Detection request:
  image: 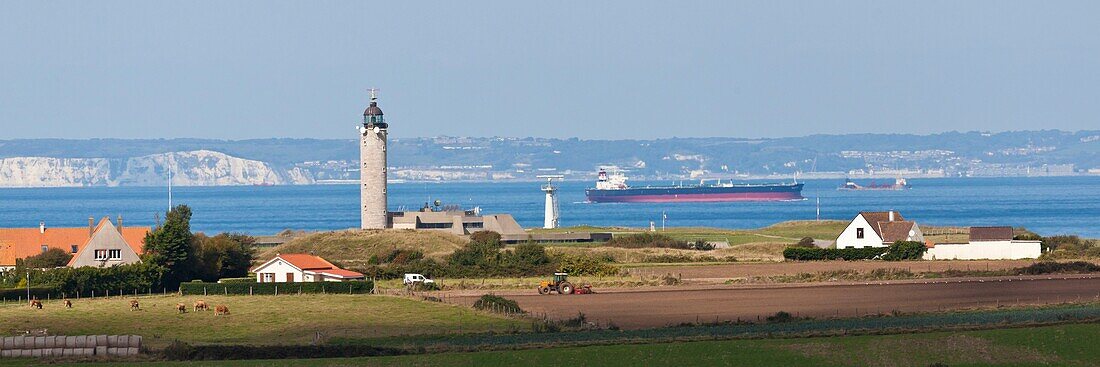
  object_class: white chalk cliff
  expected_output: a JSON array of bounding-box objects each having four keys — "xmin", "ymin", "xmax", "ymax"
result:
[{"xmin": 0, "ymin": 150, "xmax": 314, "ymax": 187}]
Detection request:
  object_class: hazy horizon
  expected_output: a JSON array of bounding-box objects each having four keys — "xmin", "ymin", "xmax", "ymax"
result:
[{"xmin": 3, "ymin": 2, "xmax": 1099, "ymax": 140}]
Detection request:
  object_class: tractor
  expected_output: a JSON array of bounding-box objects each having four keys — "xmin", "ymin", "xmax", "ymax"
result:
[{"xmin": 537, "ymin": 273, "xmax": 594, "ymax": 295}]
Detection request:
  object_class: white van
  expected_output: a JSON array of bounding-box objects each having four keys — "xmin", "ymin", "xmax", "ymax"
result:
[{"xmin": 403, "ymin": 273, "xmax": 434, "ymax": 285}]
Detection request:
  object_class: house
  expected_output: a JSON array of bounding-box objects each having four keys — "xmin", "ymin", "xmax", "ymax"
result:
[
  {"xmin": 250, "ymin": 253, "xmax": 365, "ymax": 283},
  {"xmin": 0, "ymin": 216, "xmax": 148, "ymax": 271},
  {"xmin": 923, "ymin": 226, "xmax": 1041, "ymax": 260},
  {"xmin": 835, "ymin": 211, "xmax": 924, "ymax": 249}
]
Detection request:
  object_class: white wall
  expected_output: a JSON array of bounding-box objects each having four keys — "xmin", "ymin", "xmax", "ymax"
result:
[
  {"xmin": 252, "ymin": 258, "xmax": 303, "ymax": 282},
  {"xmin": 923, "ymin": 240, "xmax": 1042, "ymax": 260},
  {"xmin": 836, "ymin": 214, "xmax": 886, "ymax": 248}
]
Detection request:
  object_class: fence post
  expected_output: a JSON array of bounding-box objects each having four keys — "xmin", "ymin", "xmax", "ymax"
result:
[
  {"xmin": 275, "ymin": 285, "xmax": 278, "ymax": 296},
  {"xmin": 203, "ymin": 287, "xmax": 207, "ymax": 296},
  {"xmin": 250, "ymin": 286, "xmax": 253, "ymax": 296}
]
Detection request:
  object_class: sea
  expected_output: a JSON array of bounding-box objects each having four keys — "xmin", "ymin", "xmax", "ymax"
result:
[{"xmin": 0, "ymin": 176, "xmax": 1098, "ymax": 237}]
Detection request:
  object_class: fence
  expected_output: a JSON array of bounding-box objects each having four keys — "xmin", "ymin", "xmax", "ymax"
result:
[
  {"xmin": 178, "ymin": 281, "xmax": 374, "ymax": 296},
  {"xmin": 0, "ymin": 335, "xmax": 140, "ymax": 358},
  {"xmin": 0, "ymin": 287, "xmax": 176, "ymax": 305}
]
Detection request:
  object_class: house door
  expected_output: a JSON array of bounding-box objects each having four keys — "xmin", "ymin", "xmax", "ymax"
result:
[{"xmin": 286, "ymin": 273, "xmax": 295, "ymax": 283}]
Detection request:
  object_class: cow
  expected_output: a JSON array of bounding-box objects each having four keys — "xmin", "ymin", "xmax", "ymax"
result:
[
  {"xmin": 194, "ymin": 300, "xmax": 209, "ymax": 312},
  {"xmin": 129, "ymin": 299, "xmax": 140, "ymax": 311},
  {"xmin": 64, "ymin": 299, "xmax": 72, "ymax": 309},
  {"xmin": 214, "ymin": 305, "xmax": 230, "ymax": 316},
  {"xmin": 29, "ymin": 299, "xmax": 43, "ymax": 309},
  {"xmin": 176, "ymin": 303, "xmax": 187, "ymax": 314}
]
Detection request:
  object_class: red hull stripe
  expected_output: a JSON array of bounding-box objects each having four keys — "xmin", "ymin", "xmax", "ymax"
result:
[{"xmin": 588, "ymin": 192, "xmax": 803, "ymax": 203}]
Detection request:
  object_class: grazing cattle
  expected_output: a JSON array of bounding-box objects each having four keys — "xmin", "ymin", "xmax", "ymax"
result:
[
  {"xmin": 30, "ymin": 299, "xmax": 43, "ymax": 309},
  {"xmin": 194, "ymin": 300, "xmax": 209, "ymax": 312},
  {"xmin": 176, "ymin": 303, "xmax": 187, "ymax": 313},
  {"xmin": 129, "ymin": 299, "xmax": 140, "ymax": 311},
  {"xmin": 64, "ymin": 299, "xmax": 72, "ymax": 308},
  {"xmin": 214, "ymin": 305, "xmax": 230, "ymax": 316}
]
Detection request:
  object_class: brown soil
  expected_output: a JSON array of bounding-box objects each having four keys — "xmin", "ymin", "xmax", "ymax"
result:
[
  {"xmin": 629, "ymin": 260, "xmax": 1039, "ymax": 281},
  {"xmin": 454, "ymin": 276, "xmax": 1100, "ymax": 329}
]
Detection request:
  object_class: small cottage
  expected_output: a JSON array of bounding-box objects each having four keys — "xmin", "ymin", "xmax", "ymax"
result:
[{"xmin": 250, "ymin": 254, "xmax": 364, "ymax": 283}]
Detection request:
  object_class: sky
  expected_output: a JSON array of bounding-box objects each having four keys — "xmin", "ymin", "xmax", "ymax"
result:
[{"xmin": 1, "ymin": 1, "xmax": 1098, "ymax": 140}]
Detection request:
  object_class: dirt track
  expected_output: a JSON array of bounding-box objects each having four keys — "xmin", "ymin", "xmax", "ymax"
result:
[
  {"xmin": 454, "ymin": 275, "xmax": 1100, "ymax": 329},
  {"xmin": 629, "ymin": 260, "xmax": 1039, "ymax": 281}
]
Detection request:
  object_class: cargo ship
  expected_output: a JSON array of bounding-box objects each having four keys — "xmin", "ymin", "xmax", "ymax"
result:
[
  {"xmin": 585, "ymin": 170, "xmax": 804, "ymax": 203},
  {"xmin": 837, "ymin": 178, "xmax": 911, "ymax": 191}
]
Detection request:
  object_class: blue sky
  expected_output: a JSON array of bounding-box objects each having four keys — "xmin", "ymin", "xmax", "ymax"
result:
[{"xmin": 1, "ymin": 1, "xmax": 1097, "ymax": 140}]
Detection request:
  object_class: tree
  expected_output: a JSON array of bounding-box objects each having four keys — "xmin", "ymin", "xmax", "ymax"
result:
[
  {"xmin": 189, "ymin": 233, "xmax": 255, "ymax": 282},
  {"xmin": 22, "ymin": 248, "xmax": 73, "ymax": 268},
  {"xmin": 143, "ymin": 205, "xmax": 195, "ymax": 287}
]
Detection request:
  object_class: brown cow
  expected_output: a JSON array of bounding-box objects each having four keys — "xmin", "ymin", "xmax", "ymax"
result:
[
  {"xmin": 64, "ymin": 299, "xmax": 72, "ymax": 308},
  {"xmin": 30, "ymin": 299, "xmax": 43, "ymax": 309},
  {"xmin": 194, "ymin": 300, "xmax": 209, "ymax": 312},
  {"xmin": 176, "ymin": 303, "xmax": 187, "ymax": 314},
  {"xmin": 214, "ymin": 305, "xmax": 230, "ymax": 316},
  {"xmin": 129, "ymin": 299, "xmax": 140, "ymax": 311}
]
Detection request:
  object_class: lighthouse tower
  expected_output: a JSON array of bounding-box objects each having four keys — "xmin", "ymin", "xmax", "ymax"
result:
[{"xmin": 360, "ymin": 89, "xmax": 388, "ymax": 229}]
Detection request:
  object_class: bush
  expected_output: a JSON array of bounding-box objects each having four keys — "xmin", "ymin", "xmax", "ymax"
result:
[
  {"xmin": 21, "ymin": 248, "xmax": 73, "ymax": 268},
  {"xmin": 882, "ymin": 241, "xmax": 927, "ymax": 261},
  {"xmin": 796, "ymin": 237, "xmax": 816, "ymax": 248},
  {"xmin": 691, "ymin": 240, "xmax": 716, "ymax": 251},
  {"xmin": 766, "ymin": 311, "xmax": 795, "ymax": 323},
  {"xmin": 0, "ymin": 286, "xmax": 58, "ymax": 301},
  {"xmin": 472, "ymin": 294, "xmax": 524, "ymax": 314},
  {"xmin": 0, "ymin": 261, "xmax": 165, "ymax": 296},
  {"xmin": 1019, "ymin": 261, "xmax": 1100, "ymax": 275},
  {"xmin": 553, "ymin": 251, "xmax": 619, "ymax": 276},
  {"xmin": 605, "ymin": 233, "xmax": 692, "ymax": 250},
  {"xmin": 783, "ymin": 247, "xmax": 887, "ymax": 261},
  {"xmin": 469, "ymin": 231, "xmax": 503, "ymax": 247},
  {"xmin": 179, "ymin": 281, "xmax": 374, "ymax": 296}
]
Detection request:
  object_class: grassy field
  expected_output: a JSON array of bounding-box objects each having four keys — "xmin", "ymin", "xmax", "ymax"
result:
[
  {"xmin": 532, "ymin": 220, "xmax": 848, "ymax": 246},
  {"xmin": 258, "ymin": 230, "xmax": 468, "ymax": 266},
  {"xmin": 6, "ymin": 323, "xmax": 1096, "ymax": 366},
  {"xmin": 0, "ymin": 294, "xmax": 522, "ymax": 348}
]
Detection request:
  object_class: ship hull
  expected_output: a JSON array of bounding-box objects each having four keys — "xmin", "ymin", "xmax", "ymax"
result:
[{"xmin": 586, "ymin": 184, "xmax": 804, "ymax": 203}]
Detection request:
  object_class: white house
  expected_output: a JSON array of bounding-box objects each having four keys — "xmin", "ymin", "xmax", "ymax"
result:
[
  {"xmin": 835, "ymin": 211, "xmax": 925, "ymax": 249},
  {"xmin": 923, "ymin": 226, "xmax": 1041, "ymax": 260},
  {"xmin": 250, "ymin": 253, "xmax": 365, "ymax": 283}
]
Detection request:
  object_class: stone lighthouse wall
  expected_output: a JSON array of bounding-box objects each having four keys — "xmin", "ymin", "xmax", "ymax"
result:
[{"xmin": 360, "ymin": 128, "xmax": 388, "ymax": 229}]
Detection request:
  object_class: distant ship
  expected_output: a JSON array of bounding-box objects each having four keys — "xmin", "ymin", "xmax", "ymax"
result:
[
  {"xmin": 837, "ymin": 178, "xmax": 911, "ymax": 191},
  {"xmin": 585, "ymin": 170, "xmax": 804, "ymax": 203}
]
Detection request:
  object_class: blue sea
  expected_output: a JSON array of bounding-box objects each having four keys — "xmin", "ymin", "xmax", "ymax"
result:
[{"xmin": 0, "ymin": 177, "xmax": 1097, "ymax": 237}]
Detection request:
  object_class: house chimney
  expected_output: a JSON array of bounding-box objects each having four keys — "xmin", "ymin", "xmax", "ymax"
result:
[
  {"xmin": 117, "ymin": 215, "xmax": 123, "ymax": 234},
  {"xmin": 39, "ymin": 221, "xmax": 46, "ymax": 234},
  {"xmin": 888, "ymin": 211, "xmax": 895, "ymax": 222},
  {"xmin": 89, "ymin": 216, "xmax": 95, "ymax": 237}
]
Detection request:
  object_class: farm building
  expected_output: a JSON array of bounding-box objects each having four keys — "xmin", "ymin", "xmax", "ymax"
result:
[
  {"xmin": 0, "ymin": 216, "xmax": 148, "ymax": 271},
  {"xmin": 923, "ymin": 226, "xmax": 1041, "ymax": 260},
  {"xmin": 835, "ymin": 211, "xmax": 924, "ymax": 249},
  {"xmin": 251, "ymin": 253, "xmax": 364, "ymax": 283}
]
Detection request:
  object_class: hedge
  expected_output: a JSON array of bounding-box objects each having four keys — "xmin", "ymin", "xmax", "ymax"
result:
[
  {"xmin": 179, "ymin": 281, "xmax": 374, "ymax": 296},
  {"xmin": 163, "ymin": 341, "xmax": 406, "ymax": 361},
  {"xmin": 0, "ymin": 286, "xmax": 58, "ymax": 301},
  {"xmin": 783, "ymin": 247, "xmax": 887, "ymax": 261}
]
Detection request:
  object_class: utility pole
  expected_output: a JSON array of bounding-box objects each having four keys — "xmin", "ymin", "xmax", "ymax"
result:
[
  {"xmin": 26, "ymin": 270, "xmax": 30, "ymax": 301},
  {"xmin": 816, "ymin": 197, "xmax": 821, "ymax": 221}
]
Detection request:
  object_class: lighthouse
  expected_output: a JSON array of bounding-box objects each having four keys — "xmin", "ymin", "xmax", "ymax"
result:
[{"xmin": 360, "ymin": 89, "xmax": 388, "ymax": 229}]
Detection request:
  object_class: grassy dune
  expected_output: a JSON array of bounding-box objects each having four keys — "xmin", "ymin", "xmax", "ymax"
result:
[
  {"xmin": 259, "ymin": 230, "xmax": 468, "ymax": 267},
  {"xmin": 0, "ymin": 294, "xmax": 522, "ymax": 348}
]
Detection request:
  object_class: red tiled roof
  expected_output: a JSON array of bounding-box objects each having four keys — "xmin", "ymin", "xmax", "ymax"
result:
[
  {"xmin": 0, "ymin": 218, "xmax": 148, "ymax": 267},
  {"xmin": 879, "ymin": 221, "xmax": 916, "ymax": 243},
  {"xmin": 277, "ymin": 254, "xmax": 339, "ymax": 270},
  {"xmin": 969, "ymin": 226, "xmax": 1013, "ymax": 242}
]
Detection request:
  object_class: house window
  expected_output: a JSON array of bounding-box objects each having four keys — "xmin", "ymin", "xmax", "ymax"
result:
[
  {"xmin": 71, "ymin": 245, "xmax": 78, "ymax": 254},
  {"xmin": 94, "ymin": 249, "xmax": 108, "ymax": 260},
  {"xmin": 260, "ymin": 273, "xmax": 275, "ymax": 283},
  {"xmin": 108, "ymin": 249, "xmax": 122, "ymax": 260},
  {"xmin": 856, "ymin": 228, "xmax": 865, "ymax": 239}
]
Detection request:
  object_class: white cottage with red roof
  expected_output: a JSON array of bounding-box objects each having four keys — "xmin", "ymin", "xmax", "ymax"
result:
[
  {"xmin": 250, "ymin": 253, "xmax": 365, "ymax": 283},
  {"xmin": 835, "ymin": 211, "xmax": 924, "ymax": 249}
]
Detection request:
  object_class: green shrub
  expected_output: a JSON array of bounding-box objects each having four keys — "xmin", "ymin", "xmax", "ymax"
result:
[
  {"xmin": 553, "ymin": 251, "xmax": 619, "ymax": 276},
  {"xmin": 179, "ymin": 281, "xmax": 373, "ymax": 296},
  {"xmin": 0, "ymin": 286, "xmax": 58, "ymax": 301},
  {"xmin": 882, "ymin": 241, "xmax": 927, "ymax": 261},
  {"xmin": 216, "ymin": 277, "xmax": 255, "ymax": 283},
  {"xmin": 21, "ymin": 248, "xmax": 73, "ymax": 268},
  {"xmin": 1019, "ymin": 261, "xmax": 1100, "ymax": 275},
  {"xmin": 783, "ymin": 247, "xmax": 887, "ymax": 261},
  {"xmin": 0, "ymin": 261, "xmax": 165, "ymax": 296},
  {"xmin": 796, "ymin": 237, "xmax": 816, "ymax": 248},
  {"xmin": 469, "ymin": 231, "xmax": 503, "ymax": 247},
  {"xmin": 605, "ymin": 233, "xmax": 692, "ymax": 250},
  {"xmin": 472, "ymin": 294, "xmax": 524, "ymax": 314}
]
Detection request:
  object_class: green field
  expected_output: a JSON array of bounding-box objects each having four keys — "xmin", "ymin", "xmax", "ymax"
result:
[
  {"xmin": 6, "ymin": 323, "xmax": 1096, "ymax": 366},
  {"xmin": 532, "ymin": 220, "xmax": 848, "ymax": 246},
  {"xmin": 0, "ymin": 294, "xmax": 521, "ymax": 348}
]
